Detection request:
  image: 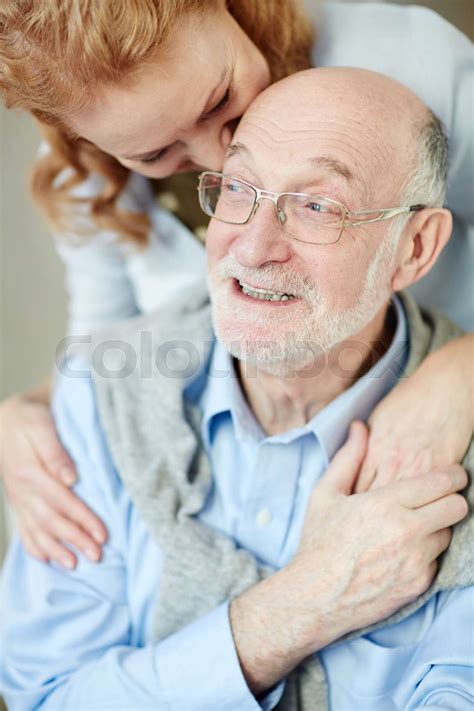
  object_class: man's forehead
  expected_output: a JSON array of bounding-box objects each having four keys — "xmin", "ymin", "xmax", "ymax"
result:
[
  {"xmin": 226, "ymin": 141, "xmax": 356, "ymax": 183},
  {"xmin": 225, "ymin": 101, "xmax": 404, "ymax": 203}
]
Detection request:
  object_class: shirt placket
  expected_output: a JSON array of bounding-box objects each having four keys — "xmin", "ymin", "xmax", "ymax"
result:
[{"xmin": 236, "ymin": 439, "xmax": 303, "ymax": 568}]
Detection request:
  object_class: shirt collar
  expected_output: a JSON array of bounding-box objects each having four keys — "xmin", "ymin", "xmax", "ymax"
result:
[
  {"xmin": 199, "ymin": 336, "xmax": 264, "ymax": 449},
  {"xmin": 200, "ymin": 296, "xmax": 409, "ymax": 459}
]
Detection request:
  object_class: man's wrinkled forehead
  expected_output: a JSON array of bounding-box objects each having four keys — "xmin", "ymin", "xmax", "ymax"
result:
[
  {"xmin": 224, "ymin": 67, "xmax": 425, "ymax": 198},
  {"xmin": 226, "ymin": 140, "xmax": 355, "ymax": 182},
  {"xmin": 224, "ymin": 112, "xmax": 372, "ymax": 201}
]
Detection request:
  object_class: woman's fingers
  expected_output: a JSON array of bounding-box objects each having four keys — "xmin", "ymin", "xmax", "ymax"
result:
[
  {"xmin": 25, "ymin": 474, "xmax": 108, "ymax": 558},
  {"xmin": 1, "ymin": 393, "xmax": 107, "ymax": 564},
  {"xmin": 25, "ymin": 506, "xmax": 103, "ymax": 567},
  {"xmin": 28, "ymin": 411, "xmax": 77, "ymax": 486},
  {"xmin": 36, "ymin": 476, "xmax": 107, "ymax": 545},
  {"xmin": 33, "ymin": 530, "xmax": 78, "ymax": 570},
  {"xmin": 391, "ymin": 465, "xmax": 468, "ymax": 509},
  {"xmin": 14, "ymin": 463, "xmax": 107, "ymax": 562},
  {"xmin": 20, "ymin": 515, "xmax": 77, "ymax": 568},
  {"xmin": 49, "ymin": 514, "xmax": 102, "ymax": 562},
  {"xmin": 18, "ymin": 524, "xmax": 48, "ymax": 563}
]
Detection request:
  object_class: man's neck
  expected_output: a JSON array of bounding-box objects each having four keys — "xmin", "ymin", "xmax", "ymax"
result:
[{"xmin": 238, "ymin": 304, "xmax": 396, "ymax": 436}]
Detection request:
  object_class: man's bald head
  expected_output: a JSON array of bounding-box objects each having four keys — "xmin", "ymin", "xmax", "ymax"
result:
[{"xmin": 230, "ymin": 67, "xmax": 447, "ymax": 210}]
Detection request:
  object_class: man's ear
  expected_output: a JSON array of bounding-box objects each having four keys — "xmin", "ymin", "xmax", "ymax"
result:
[{"xmin": 391, "ymin": 207, "xmax": 452, "ymax": 292}]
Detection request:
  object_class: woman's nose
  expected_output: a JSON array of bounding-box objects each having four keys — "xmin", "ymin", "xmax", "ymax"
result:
[
  {"xmin": 232, "ymin": 200, "xmax": 292, "ymax": 269},
  {"xmin": 189, "ymin": 121, "xmax": 235, "ymax": 171}
]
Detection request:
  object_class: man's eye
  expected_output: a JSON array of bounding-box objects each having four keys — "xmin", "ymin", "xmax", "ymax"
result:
[
  {"xmin": 205, "ymin": 88, "xmax": 231, "ymax": 119},
  {"xmin": 226, "ymin": 181, "xmax": 243, "ymax": 193},
  {"xmin": 306, "ymin": 202, "xmax": 324, "ymax": 212},
  {"xmin": 141, "ymin": 146, "xmax": 170, "ymax": 165}
]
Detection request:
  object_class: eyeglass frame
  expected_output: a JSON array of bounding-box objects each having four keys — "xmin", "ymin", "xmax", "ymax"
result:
[{"xmin": 197, "ymin": 171, "xmax": 425, "ymax": 245}]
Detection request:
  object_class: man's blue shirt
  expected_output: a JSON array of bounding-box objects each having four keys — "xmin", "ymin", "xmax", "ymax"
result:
[{"xmin": 2, "ymin": 297, "xmax": 473, "ymax": 710}]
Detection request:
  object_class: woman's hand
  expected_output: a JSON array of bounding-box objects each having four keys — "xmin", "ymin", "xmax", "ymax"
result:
[
  {"xmin": 0, "ymin": 384, "xmax": 107, "ymax": 568},
  {"xmin": 356, "ymin": 334, "xmax": 474, "ymax": 492}
]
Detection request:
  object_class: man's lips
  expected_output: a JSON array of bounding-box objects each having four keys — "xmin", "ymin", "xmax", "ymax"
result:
[{"xmin": 231, "ymin": 278, "xmax": 298, "ymax": 304}]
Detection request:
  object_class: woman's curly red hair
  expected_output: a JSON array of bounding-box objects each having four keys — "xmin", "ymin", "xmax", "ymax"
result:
[{"xmin": 0, "ymin": 0, "xmax": 314, "ymax": 245}]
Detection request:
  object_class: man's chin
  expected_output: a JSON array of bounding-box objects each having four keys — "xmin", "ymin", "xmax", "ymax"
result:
[
  {"xmin": 212, "ymin": 309, "xmax": 300, "ymax": 357},
  {"xmin": 222, "ymin": 337, "xmax": 327, "ymax": 378},
  {"xmin": 213, "ymin": 318, "xmax": 328, "ymax": 378}
]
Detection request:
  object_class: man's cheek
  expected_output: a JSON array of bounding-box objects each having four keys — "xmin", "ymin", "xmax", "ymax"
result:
[
  {"xmin": 208, "ymin": 240, "xmax": 232, "ymax": 275},
  {"xmin": 206, "ymin": 236, "xmax": 218, "ymax": 270}
]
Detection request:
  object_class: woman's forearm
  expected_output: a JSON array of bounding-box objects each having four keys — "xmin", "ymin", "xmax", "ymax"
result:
[
  {"xmin": 356, "ymin": 332, "xmax": 473, "ymax": 492},
  {"xmin": 416, "ymin": 333, "xmax": 474, "ymax": 428}
]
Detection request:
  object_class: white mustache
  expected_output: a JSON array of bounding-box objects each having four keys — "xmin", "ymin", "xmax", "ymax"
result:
[{"xmin": 215, "ymin": 255, "xmax": 321, "ymax": 303}]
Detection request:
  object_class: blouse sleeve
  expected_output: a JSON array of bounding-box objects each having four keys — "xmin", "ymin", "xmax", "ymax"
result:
[
  {"xmin": 40, "ymin": 141, "xmax": 154, "ymax": 335},
  {"xmin": 55, "ymin": 235, "xmax": 140, "ymax": 337}
]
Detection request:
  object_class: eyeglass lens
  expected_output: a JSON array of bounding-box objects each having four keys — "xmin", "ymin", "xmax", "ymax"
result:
[{"xmin": 199, "ymin": 174, "xmax": 344, "ymax": 244}]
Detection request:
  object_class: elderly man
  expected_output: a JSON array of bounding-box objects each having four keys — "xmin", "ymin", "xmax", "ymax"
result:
[{"xmin": 2, "ymin": 68, "xmax": 473, "ymax": 710}]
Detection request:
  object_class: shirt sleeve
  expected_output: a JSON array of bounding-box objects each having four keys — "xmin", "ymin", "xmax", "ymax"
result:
[
  {"xmin": 395, "ymin": 588, "xmax": 474, "ymax": 710},
  {"xmin": 414, "ymin": 690, "xmax": 474, "ymax": 710},
  {"xmin": 0, "ymin": 369, "xmax": 283, "ymax": 711}
]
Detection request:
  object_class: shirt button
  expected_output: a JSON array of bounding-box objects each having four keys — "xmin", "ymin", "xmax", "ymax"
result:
[
  {"xmin": 194, "ymin": 225, "xmax": 207, "ymax": 243},
  {"xmin": 157, "ymin": 191, "xmax": 180, "ymax": 213},
  {"xmin": 256, "ymin": 508, "xmax": 273, "ymax": 527}
]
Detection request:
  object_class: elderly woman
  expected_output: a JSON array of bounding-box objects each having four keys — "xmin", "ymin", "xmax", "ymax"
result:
[{"xmin": 0, "ymin": 0, "xmax": 472, "ymax": 569}]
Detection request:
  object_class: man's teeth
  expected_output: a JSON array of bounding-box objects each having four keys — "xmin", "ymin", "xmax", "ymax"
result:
[{"xmin": 238, "ymin": 280, "xmax": 295, "ymax": 302}]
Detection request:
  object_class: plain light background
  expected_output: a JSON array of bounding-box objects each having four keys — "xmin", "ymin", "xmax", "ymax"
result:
[{"xmin": 0, "ymin": 0, "xmax": 472, "ymax": 559}]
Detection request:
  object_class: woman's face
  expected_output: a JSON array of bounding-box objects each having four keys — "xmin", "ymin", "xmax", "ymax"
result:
[{"xmin": 68, "ymin": 7, "xmax": 271, "ymax": 178}]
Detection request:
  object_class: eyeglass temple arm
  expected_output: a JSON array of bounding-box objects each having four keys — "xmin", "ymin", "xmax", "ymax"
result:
[{"xmin": 346, "ymin": 204, "xmax": 425, "ymax": 227}]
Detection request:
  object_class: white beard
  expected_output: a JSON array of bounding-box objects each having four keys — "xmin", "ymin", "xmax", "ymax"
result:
[{"xmin": 208, "ymin": 239, "xmax": 397, "ymax": 377}]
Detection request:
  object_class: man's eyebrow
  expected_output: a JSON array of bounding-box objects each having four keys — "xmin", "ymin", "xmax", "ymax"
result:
[
  {"xmin": 225, "ymin": 141, "xmax": 253, "ymax": 161},
  {"xmin": 123, "ymin": 67, "xmax": 229, "ymax": 162},
  {"xmin": 225, "ymin": 145, "xmax": 355, "ymax": 191},
  {"xmin": 308, "ymin": 155, "xmax": 354, "ymax": 181}
]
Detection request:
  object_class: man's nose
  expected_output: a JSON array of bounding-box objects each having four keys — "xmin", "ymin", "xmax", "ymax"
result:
[
  {"xmin": 188, "ymin": 121, "xmax": 234, "ymax": 171},
  {"xmin": 232, "ymin": 200, "xmax": 292, "ymax": 269}
]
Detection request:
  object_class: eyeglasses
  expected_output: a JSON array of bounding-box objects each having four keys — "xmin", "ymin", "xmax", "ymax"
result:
[{"xmin": 197, "ymin": 171, "xmax": 425, "ymax": 245}]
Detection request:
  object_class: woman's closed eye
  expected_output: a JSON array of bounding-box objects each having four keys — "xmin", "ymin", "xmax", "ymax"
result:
[
  {"xmin": 203, "ymin": 87, "xmax": 231, "ymax": 120},
  {"xmin": 139, "ymin": 88, "xmax": 231, "ymax": 165},
  {"xmin": 141, "ymin": 146, "xmax": 171, "ymax": 165}
]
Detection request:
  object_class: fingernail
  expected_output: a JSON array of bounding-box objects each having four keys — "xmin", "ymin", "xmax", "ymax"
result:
[
  {"xmin": 60, "ymin": 467, "xmax": 76, "ymax": 486},
  {"xmin": 61, "ymin": 558, "xmax": 74, "ymax": 569},
  {"xmin": 86, "ymin": 548, "xmax": 100, "ymax": 562},
  {"xmin": 92, "ymin": 529, "xmax": 106, "ymax": 544}
]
